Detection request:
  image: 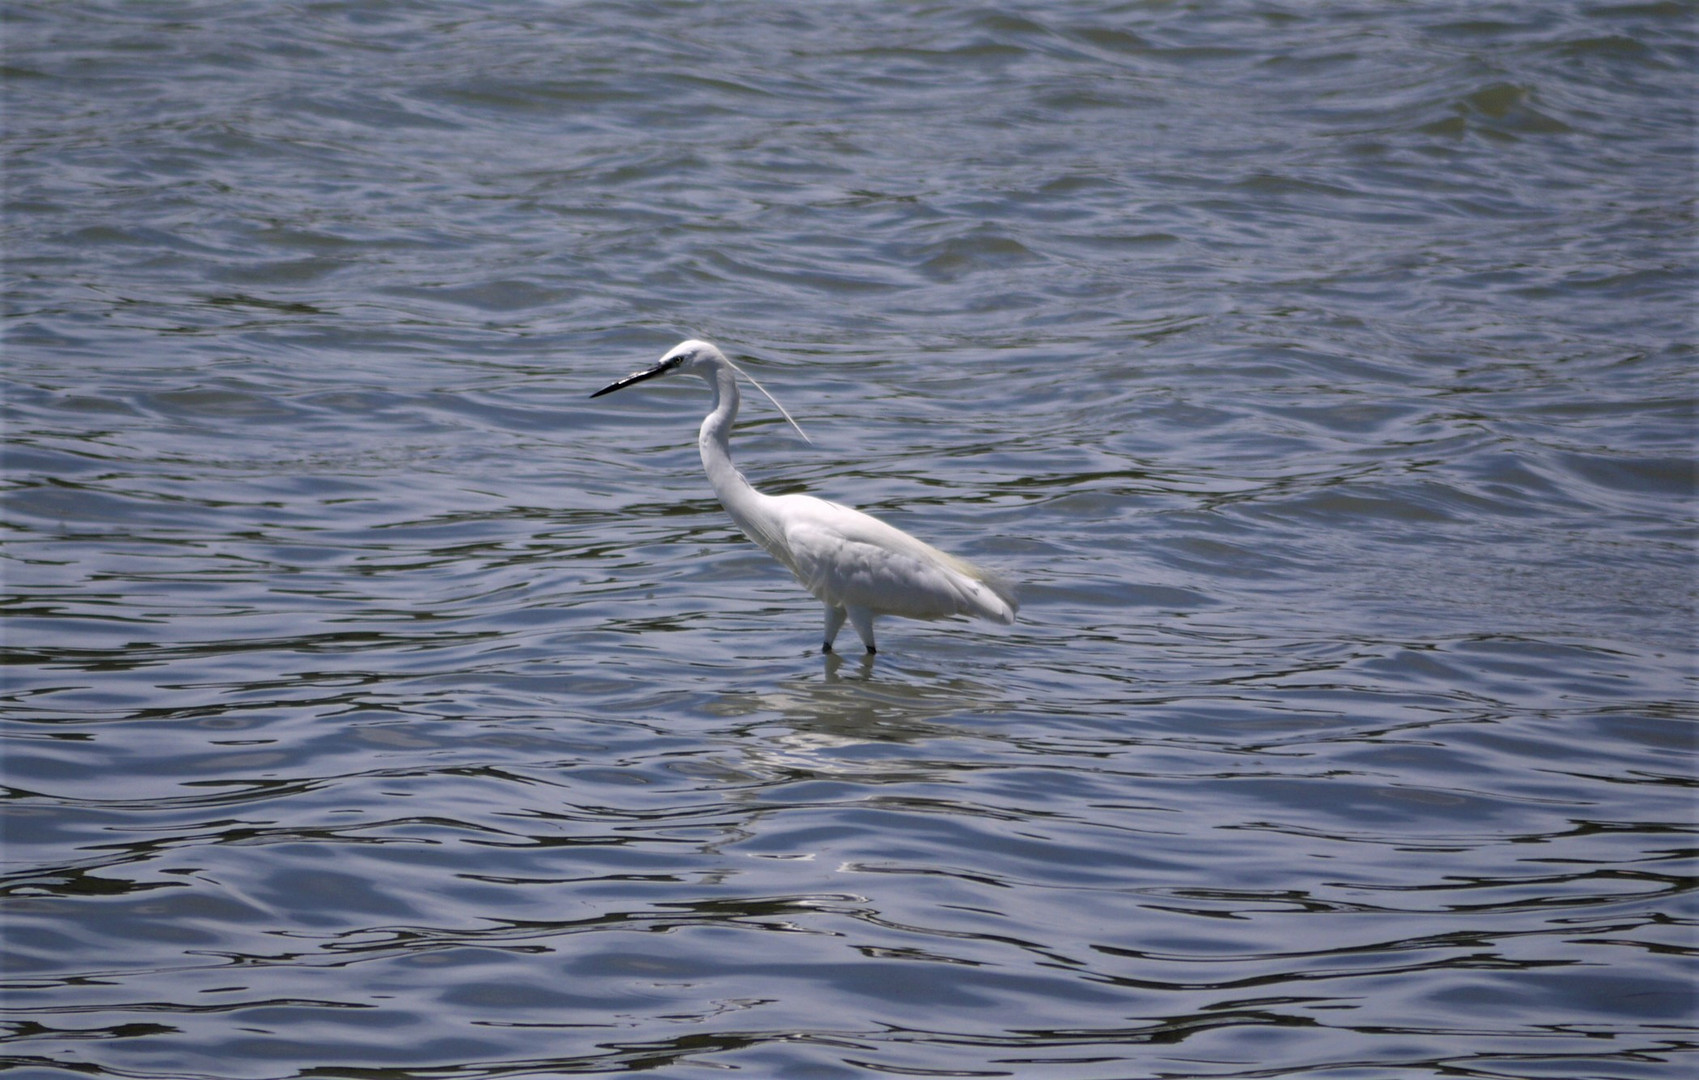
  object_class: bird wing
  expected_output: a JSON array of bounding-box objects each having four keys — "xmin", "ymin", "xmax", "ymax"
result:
[{"xmin": 771, "ymin": 495, "xmax": 1017, "ymax": 624}]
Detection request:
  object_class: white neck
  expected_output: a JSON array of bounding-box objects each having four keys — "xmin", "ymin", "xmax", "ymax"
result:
[{"xmin": 697, "ymin": 363, "xmax": 784, "ymax": 559}]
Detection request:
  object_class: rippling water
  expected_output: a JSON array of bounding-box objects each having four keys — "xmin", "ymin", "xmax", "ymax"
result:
[{"xmin": 4, "ymin": 2, "xmax": 1695, "ymax": 1077}]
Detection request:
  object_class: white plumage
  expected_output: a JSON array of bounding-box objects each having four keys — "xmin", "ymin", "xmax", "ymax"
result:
[{"xmin": 593, "ymin": 340, "xmax": 1017, "ymax": 654}]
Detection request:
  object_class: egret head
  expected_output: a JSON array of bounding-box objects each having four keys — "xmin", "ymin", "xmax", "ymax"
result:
[
  {"xmin": 591, "ymin": 339, "xmax": 811, "ymax": 443},
  {"xmin": 590, "ymin": 339, "xmax": 722, "ymax": 397}
]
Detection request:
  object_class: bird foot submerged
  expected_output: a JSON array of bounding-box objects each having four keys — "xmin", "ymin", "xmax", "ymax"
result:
[{"xmin": 822, "ymin": 642, "xmax": 876, "ymax": 655}]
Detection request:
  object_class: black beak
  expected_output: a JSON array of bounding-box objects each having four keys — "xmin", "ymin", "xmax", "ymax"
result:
[
  {"xmin": 587, "ymin": 365, "xmax": 659, "ymax": 399},
  {"xmin": 590, "ymin": 358, "xmax": 676, "ymax": 398}
]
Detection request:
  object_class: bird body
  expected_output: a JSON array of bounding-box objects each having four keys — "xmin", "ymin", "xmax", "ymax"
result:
[{"xmin": 593, "ymin": 340, "xmax": 1016, "ymax": 653}]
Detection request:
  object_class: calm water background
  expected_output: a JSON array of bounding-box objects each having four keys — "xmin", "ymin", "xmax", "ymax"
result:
[{"xmin": 3, "ymin": 2, "xmax": 1695, "ymax": 1077}]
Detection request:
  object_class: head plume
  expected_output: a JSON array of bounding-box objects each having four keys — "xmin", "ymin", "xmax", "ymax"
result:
[{"xmin": 722, "ymin": 353, "xmax": 810, "ymax": 445}]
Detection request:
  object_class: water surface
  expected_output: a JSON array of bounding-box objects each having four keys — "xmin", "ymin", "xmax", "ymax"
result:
[{"xmin": 3, "ymin": 2, "xmax": 1695, "ymax": 1078}]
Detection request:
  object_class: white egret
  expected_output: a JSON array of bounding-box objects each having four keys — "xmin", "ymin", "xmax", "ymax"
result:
[{"xmin": 592, "ymin": 340, "xmax": 1017, "ymax": 654}]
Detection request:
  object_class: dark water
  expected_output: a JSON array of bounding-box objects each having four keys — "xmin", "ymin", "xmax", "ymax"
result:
[{"xmin": 3, "ymin": 2, "xmax": 1695, "ymax": 1077}]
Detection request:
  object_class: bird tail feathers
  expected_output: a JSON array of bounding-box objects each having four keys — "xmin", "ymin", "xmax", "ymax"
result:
[{"xmin": 945, "ymin": 554, "xmax": 1018, "ymax": 625}]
